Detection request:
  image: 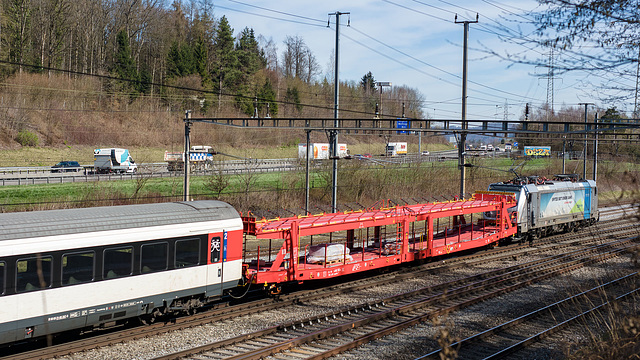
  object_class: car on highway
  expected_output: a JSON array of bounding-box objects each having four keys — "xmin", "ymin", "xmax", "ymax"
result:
[
  {"xmin": 355, "ymin": 154, "xmax": 373, "ymax": 160},
  {"xmin": 51, "ymin": 161, "xmax": 81, "ymax": 173},
  {"xmin": 421, "ymin": 151, "xmax": 430, "ymax": 156}
]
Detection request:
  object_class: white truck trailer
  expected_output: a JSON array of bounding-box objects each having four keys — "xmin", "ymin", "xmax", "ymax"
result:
[
  {"xmin": 385, "ymin": 142, "xmax": 408, "ymax": 156},
  {"xmin": 164, "ymin": 145, "xmax": 214, "ymax": 171},
  {"xmin": 94, "ymin": 148, "xmax": 137, "ymax": 174},
  {"xmin": 298, "ymin": 143, "xmax": 349, "ymax": 160}
]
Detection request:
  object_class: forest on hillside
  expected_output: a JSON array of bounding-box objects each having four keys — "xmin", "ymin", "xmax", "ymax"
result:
[{"xmin": 0, "ymin": 0, "xmax": 429, "ymax": 149}]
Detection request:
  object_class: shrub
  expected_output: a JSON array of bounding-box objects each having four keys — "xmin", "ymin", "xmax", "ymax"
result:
[{"xmin": 15, "ymin": 130, "xmax": 39, "ymax": 147}]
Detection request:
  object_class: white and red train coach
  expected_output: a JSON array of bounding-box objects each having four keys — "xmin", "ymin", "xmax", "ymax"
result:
[{"xmin": 0, "ymin": 201, "xmax": 243, "ymax": 345}]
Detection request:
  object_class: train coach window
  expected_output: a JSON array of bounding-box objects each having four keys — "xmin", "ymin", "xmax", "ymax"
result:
[
  {"xmin": 16, "ymin": 256, "xmax": 52, "ymax": 292},
  {"xmin": 141, "ymin": 242, "xmax": 168, "ymax": 273},
  {"xmin": 175, "ymin": 238, "xmax": 200, "ymax": 268},
  {"xmin": 103, "ymin": 247, "xmax": 133, "ymax": 279},
  {"xmin": 0, "ymin": 261, "xmax": 5, "ymax": 295},
  {"xmin": 211, "ymin": 237, "xmax": 221, "ymax": 263},
  {"xmin": 62, "ymin": 251, "xmax": 94, "ymax": 285}
]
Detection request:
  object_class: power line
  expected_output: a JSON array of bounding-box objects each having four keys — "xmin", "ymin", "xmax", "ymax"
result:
[
  {"xmin": 216, "ymin": 0, "xmax": 548, "ymax": 109},
  {"xmin": 225, "ymin": 0, "xmax": 326, "ymax": 24},
  {"xmin": 347, "ymin": 26, "xmax": 544, "ymax": 104},
  {"xmin": 212, "ymin": 4, "xmax": 326, "ymax": 28},
  {"xmin": 211, "ymin": 1, "xmax": 563, "ymax": 116},
  {"xmin": 0, "ymin": 60, "xmax": 399, "ymax": 118}
]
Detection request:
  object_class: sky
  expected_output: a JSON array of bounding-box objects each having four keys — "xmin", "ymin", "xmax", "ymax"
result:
[{"xmin": 212, "ymin": 0, "xmax": 633, "ymax": 121}]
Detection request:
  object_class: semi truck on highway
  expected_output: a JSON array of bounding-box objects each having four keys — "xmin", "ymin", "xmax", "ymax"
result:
[
  {"xmin": 94, "ymin": 148, "xmax": 137, "ymax": 174},
  {"xmin": 385, "ymin": 142, "xmax": 407, "ymax": 156},
  {"xmin": 164, "ymin": 145, "xmax": 214, "ymax": 171},
  {"xmin": 298, "ymin": 143, "xmax": 349, "ymax": 160}
]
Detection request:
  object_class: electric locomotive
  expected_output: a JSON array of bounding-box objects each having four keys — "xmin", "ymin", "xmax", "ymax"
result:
[{"xmin": 485, "ymin": 174, "xmax": 598, "ymax": 240}]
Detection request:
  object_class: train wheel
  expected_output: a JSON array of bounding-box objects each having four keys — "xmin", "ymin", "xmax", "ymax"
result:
[
  {"xmin": 140, "ymin": 314, "xmax": 158, "ymax": 325},
  {"xmin": 140, "ymin": 316, "xmax": 153, "ymax": 325},
  {"xmin": 140, "ymin": 307, "xmax": 164, "ymax": 325}
]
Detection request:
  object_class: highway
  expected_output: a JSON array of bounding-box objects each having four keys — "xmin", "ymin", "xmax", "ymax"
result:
[{"xmin": 0, "ymin": 150, "xmax": 483, "ymax": 186}]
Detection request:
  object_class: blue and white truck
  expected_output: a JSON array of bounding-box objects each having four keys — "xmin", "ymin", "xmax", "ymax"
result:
[{"xmin": 94, "ymin": 148, "xmax": 138, "ymax": 174}]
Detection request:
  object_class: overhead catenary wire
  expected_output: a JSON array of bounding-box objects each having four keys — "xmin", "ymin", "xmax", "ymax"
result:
[
  {"xmin": 0, "ymin": 60, "xmax": 405, "ymax": 118},
  {"xmin": 214, "ymin": 0, "xmax": 564, "ymax": 115},
  {"xmin": 1, "ymin": 1, "xmax": 629, "ymax": 120}
]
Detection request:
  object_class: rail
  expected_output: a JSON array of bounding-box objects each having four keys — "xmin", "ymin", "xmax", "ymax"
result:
[
  {"xmin": 147, "ymin": 236, "xmax": 636, "ymax": 360},
  {"xmin": 418, "ymin": 272, "xmax": 640, "ymax": 359},
  {"xmin": 5, "ymin": 219, "xmax": 634, "ymax": 360}
]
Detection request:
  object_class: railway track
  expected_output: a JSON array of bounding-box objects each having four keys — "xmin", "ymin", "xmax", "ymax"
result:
[
  {"xmin": 149, "ymin": 237, "xmax": 638, "ymax": 360},
  {"xmin": 418, "ymin": 272, "xmax": 639, "ymax": 359},
  {"xmin": 3, "ymin": 217, "xmax": 636, "ymax": 360}
]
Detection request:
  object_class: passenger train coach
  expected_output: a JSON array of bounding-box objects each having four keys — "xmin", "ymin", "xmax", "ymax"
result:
[
  {"xmin": 0, "ymin": 201, "xmax": 244, "ymax": 345},
  {"xmin": 0, "ymin": 176, "xmax": 598, "ymax": 346}
]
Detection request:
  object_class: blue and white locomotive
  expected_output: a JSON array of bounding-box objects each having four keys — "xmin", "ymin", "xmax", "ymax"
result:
[{"xmin": 486, "ymin": 174, "xmax": 598, "ymax": 240}]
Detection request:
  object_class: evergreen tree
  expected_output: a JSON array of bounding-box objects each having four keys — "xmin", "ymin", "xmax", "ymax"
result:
[
  {"xmin": 137, "ymin": 65, "xmax": 151, "ymax": 94},
  {"xmin": 602, "ymin": 107, "xmax": 623, "ymax": 120},
  {"xmin": 193, "ymin": 36, "xmax": 210, "ymax": 86},
  {"xmin": 284, "ymin": 87, "xmax": 302, "ymax": 113},
  {"xmin": 212, "ymin": 16, "xmax": 240, "ymax": 96},
  {"xmin": 258, "ymin": 78, "xmax": 277, "ymax": 116},
  {"xmin": 233, "ymin": 27, "xmax": 267, "ymax": 114},
  {"xmin": 235, "ymin": 91, "xmax": 254, "ymax": 116},
  {"xmin": 167, "ymin": 41, "xmax": 194, "ymax": 79},
  {"xmin": 237, "ymin": 27, "xmax": 265, "ymax": 77},
  {"xmin": 112, "ymin": 30, "xmax": 138, "ymax": 93},
  {"xmin": 361, "ymin": 71, "xmax": 376, "ymax": 94}
]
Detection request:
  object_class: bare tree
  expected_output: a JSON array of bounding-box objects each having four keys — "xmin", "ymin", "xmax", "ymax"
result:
[
  {"xmin": 305, "ymin": 46, "xmax": 319, "ymax": 83},
  {"xmin": 2, "ymin": 0, "xmax": 32, "ymax": 73},
  {"xmin": 281, "ymin": 35, "xmax": 319, "ymax": 82},
  {"xmin": 258, "ymin": 34, "xmax": 278, "ymax": 71},
  {"xmin": 31, "ymin": 0, "xmax": 70, "ymax": 74},
  {"xmin": 491, "ymin": 0, "xmax": 640, "ymax": 106},
  {"xmin": 205, "ymin": 164, "xmax": 230, "ymax": 199},
  {"xmin": 238, "ymin": 158, "xmax": 260, "ymax": 205}
]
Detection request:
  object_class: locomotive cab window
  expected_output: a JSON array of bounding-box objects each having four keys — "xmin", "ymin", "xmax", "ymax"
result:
[
  {"xmin": 17, "ymin": 256, "xmax": 52, "ymax": 292},
  {"xmin": 62, "ymin": 251, "xmax": 95, "ymax": 285},
  {"xmin": 141, "ymin": 242, "xmax": 168, "ymax": 273},
  {"xmin": 0, "ymin": 261, "xmax": 4, "ymax": 295},
  {"xmin": 211, "ymin": 236, "xmax": 221, "ymax": 263},
  {"xmin": 103, "ymin": 247, "xmax": 133, "ymax": 279},
  {"xmin": 175, "ymin": 238, "xmax": 200, "ymax": 268}
]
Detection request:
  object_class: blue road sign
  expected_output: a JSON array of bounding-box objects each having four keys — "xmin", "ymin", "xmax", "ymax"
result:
[{"xmin": 397, "ymin": 119, "xmax": 409, "ymax": 134}]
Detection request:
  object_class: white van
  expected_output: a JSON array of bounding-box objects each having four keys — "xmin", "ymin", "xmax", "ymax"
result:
[{"xmin": 94, "ymin": 148, "xmax": 137, "ymax": 174}]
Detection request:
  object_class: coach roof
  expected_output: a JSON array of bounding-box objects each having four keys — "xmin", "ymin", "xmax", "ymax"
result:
[{"xmin": 0, "ymin": 200, "xmax": 240, "ymax": 241}]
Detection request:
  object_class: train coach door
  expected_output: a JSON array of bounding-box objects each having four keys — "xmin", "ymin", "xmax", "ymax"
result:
[
  {"xmin": 206, "ymin": 234, "xmax": 224, "ymax": 297},
  {"xmin": 584, "ymin": 187, "xmax": 591, "ymax": 219}
]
